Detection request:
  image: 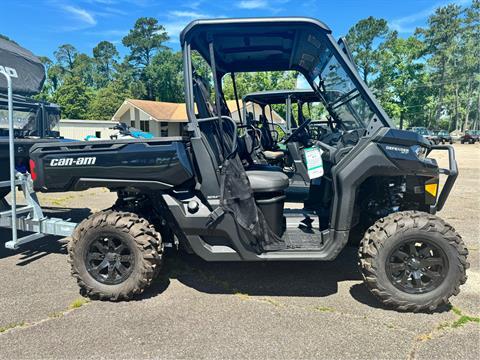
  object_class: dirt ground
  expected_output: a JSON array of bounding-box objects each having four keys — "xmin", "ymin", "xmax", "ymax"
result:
[{"xmin": 0, "ymin": 143, "xmax": 478, "ymax": 359}]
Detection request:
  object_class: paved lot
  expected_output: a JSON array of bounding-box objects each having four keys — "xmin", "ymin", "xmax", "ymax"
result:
[{"xmin": 0, "ymin": 144, "xmax": 479, "ymax": 359}]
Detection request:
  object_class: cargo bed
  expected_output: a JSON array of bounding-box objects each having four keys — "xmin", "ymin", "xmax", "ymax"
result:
[{"xmin": 29, "ymin": 137, "xmax": 194, "ymax": 193}]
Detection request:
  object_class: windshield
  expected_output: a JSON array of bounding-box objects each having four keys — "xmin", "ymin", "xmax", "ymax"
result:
[{"xmin": 312, "ymin": 50, "xmax": 376, "ymax": 130}]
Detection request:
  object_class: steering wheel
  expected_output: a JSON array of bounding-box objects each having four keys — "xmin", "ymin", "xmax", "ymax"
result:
[{"xmin": 281, "ymin": 119, "xmax": 312, "ymax": 144}]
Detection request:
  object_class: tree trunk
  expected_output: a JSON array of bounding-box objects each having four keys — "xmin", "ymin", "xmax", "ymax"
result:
[{"xmin": 454, "ymin": 84, "xmax": 459, "ymax": 131}]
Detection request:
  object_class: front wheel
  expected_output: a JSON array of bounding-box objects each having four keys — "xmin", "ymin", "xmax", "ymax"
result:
[{"xmin": 359, "ymin": 211, "xmax": 468, "ymax": 312}]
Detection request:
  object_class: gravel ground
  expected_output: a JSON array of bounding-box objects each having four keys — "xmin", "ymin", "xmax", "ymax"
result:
[{"xmin": 0, "ymin": 143, "xmax": 478, "ymax": 359}]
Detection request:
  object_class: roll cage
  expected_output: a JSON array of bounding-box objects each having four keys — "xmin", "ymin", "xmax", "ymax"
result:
[{"xmin": 180, "ymin": 17, "xmax": 394, "ymax": 136}]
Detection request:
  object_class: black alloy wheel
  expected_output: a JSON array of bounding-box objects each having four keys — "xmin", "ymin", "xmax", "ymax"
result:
[
  {"xmin": 386, "ymin": 239, "xmax": 448, "ymax": 294},
  {"xmin": 86, "ymin": 235, "xmax": 135, "ymax": 285}
]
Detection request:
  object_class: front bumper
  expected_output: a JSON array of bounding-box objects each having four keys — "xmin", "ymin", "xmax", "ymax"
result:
[{"xmin": 428, "ymin": 144, "xmax": 458, "ymax": 211}]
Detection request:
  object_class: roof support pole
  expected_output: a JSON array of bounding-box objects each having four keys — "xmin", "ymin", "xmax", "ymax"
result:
[
  {"xmin": 209, "ymin": 40, "xmax": 226, "ymax": 160},
  {"xmin": 0, "ymin": 70, "xmax": 17, "ymax": 245}
]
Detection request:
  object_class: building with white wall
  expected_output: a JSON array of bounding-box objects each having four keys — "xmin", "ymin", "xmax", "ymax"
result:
[
  {"xmin": 59, "ymin": 119, "xmax": 118, "ymax": 140},
  {"xmin": 112, "ymin": 99, "xmax": 188, "ymax": 137},
  {"xmin": 112, "ymin": 99, "xmax": 284, "ymax": 137}
]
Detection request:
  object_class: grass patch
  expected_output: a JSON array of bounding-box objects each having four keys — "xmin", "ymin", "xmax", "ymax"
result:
[
  {"xmin": 69, "ymin": 298, "xmax": 89, "ymax": 309},
  {"xmin": 448, "ymin": 307, "xmax": 480, "ymax": 328},
  {"xmin": 452, "ymin": 315, "xmax": 480, "ymax": 328},
  {"xmin": 314, "ymin": 305, "xmax": 334, "ymax": 312},
  {"xmin": 0, "ymin": 321, "xmax": 25, "ymax": 333},
  {"xmin": 234, "ymin": 292, "xmax": 250, "ymax": 301},
  {"xmin": 261, "ymin": 298, "xmax": 282, "ymax": 307},
  {"xmin": 436, "ymin": 322, "xmax": 450, "ymax": 331},
  {"xmin": 48, "ymin": 312, "xmax": 64, "ymax": 319},
  {"xmin": 451, "ymin": 306, "xmax": 463, "ymax": 316},
  {"xmin": 416, "ymin": 333, "xmax": 433, "ymax": 342}
]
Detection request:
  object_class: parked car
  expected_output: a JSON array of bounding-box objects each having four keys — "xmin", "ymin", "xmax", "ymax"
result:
[
  {"xmin": 408, "ymin": 127, "xmax": 439, "ymax": 144},
  {"xmin": 460, "ymin": 130, "xmax": 479, "ymax": 144},
  {"xmin": 435, "ymin": 130, "xmax": 453, "ymax": 144}
]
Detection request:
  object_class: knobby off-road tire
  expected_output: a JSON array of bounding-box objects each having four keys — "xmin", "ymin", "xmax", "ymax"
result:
[
  {"xmin": 359, "ymin": 211, "xmax": 468, "ymax": 312},
  {"xmin": 68, "ymin": 210, "xmax": 163, "ymax": 301}
]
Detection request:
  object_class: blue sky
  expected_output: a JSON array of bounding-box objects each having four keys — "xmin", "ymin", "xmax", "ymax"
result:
[{"xmin": 0, "ymin": 0, "xmax": 472, "ymax": 59}]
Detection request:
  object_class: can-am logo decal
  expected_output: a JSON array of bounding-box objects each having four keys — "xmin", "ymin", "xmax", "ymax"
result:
[
  {"xmin": 0, "ymin": 66, "xmax": 18, "ymax": 78},
  {"xmin": 49, "ymin": 157, "xmax": 96, "ymax": 166},
  {"xmin": 385, "ymin": 145, "xmax": 409, "ymax": 154}
]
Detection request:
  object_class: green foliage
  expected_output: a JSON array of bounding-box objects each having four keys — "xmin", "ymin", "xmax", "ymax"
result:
[
  {"xmin": 0, "ymin": 34, "xmax": 18, "ymax": 45},
  {"xmin": 88, "ymin": 81, "xmax": 130, "ymax": 120},
  {"xmin": 222, "ymin": 71, "xmax": 298, "ymax": 100},
  {"xmin": 346, "ymin": 16, "xmax": 390, "ymax": 84},
  {"xmin": 93, "ymin": 41, "xmax": 119, "ymax": 87},
  {"xmin": 146, "ymin": 50, "xmax": 184, "ymax": 102},
  {"xmin": 53, "ymin": 76, "xmax": 91, "ymax": 119},
  {"xmin": 54, "ymin": 44, "xmax": 78, "ymax": 71},
  {"xmin": 122, "ymin": 17, "xmax": 169, "ymax": 68},
  {"xmin": 72, "ymin": 53, "xmax": 95, "ymax": 87},
  {"xmin": 373, "ymin": 33, "xmax": 429, "ymax": 128}
]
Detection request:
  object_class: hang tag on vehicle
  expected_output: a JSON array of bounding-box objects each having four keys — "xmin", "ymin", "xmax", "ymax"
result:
[{"xmin": 304, "ymin": 146, "xmax": 324, "ymax": 179}]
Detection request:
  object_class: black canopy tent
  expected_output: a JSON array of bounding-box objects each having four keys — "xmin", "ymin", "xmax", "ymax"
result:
[
  {"xmin": 0, "ymin": 38, "xmax": 45, "ymax": 96},
  {"xmin": 0, "ymin": 38, "xmax": 59, "ymax": 138}
]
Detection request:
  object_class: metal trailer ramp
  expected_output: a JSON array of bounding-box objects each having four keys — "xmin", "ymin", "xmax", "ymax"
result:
[{"xmin": 1, "ymin": 71, "xmax": 77, "ymax": 250}]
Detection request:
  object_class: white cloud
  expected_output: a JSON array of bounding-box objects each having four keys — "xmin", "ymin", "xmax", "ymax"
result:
[
  {"xmin": 85, "ymin": 29, "xmax": 127, "ymax": 37},
  {"xmin": 62, "ymin": 5, "xmax": 97, "ymax": 26},
  {"xmin": 164, "ymin": 10, "xmax": 213, "ymax": 43},
  {"xmin": 390, "ymin": 0, "xmax": 472, "ymax": 33},
  {"xmin": 238, "ymin": 0, "xmax": 269, "ymax": 10},
  {"xmin": 169, "ymin": 10, "xmax": 208, "ymax": 18},
  {"xmin": 164, "ymin": 22, "xmax": 188, "ymax": 43}
]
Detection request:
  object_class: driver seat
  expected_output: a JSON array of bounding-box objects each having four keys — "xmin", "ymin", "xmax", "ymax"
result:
[{"xmin": 192, "ymin": 75, "xmax": 288, "ymax": 195}]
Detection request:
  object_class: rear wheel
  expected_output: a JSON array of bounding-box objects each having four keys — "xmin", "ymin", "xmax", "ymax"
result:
[
  {"xmin": 359, "ymin": 211, "xmax": 468, "ymax": 311},
  {"xmin": 68, "ymin": 210, "xmax": 163, "ymax": 301}
]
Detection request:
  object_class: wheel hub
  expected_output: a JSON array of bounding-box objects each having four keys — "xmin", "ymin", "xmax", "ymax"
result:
[
  {"xmin": 106, "ymin": 252, "xmax": 119, "ymax": 261},
  {"xmin": 406, "ymin": 257, "xmax": 421, "ymax": 270},
  {"xmin": 85, "ymin": 236, "xmax": 135, "ymax": 285},
  {"xmin": 386, "ymin": 239, "xmax": 448, "ymax": 294}
]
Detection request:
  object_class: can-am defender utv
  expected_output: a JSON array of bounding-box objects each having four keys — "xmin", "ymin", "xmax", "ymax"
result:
[{"xmin": 29, "ymin": 18, "xmax": 467, "ymax": 311}]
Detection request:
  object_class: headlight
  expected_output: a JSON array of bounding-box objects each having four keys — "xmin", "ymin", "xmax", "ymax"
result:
[{"xmin": 412, "ymin": 145, "xmax": 428, "ymax": 159}]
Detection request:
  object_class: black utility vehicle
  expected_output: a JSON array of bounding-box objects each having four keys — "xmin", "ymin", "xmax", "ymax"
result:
[
  {"xmin": 29, "ymin": 18, "xmax": 467, "ymax": 311},
  {"xmin": 0, "ymin": 37, "xmax": 62, "ymax": 200},
  {"xmin": 434, "ymin": 130, "xmax": 453, "ymax": 144}
]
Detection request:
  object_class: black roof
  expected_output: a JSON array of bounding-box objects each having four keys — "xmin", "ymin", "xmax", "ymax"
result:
[
  {"xmin": 180, "ymin": 17, "xmax": 332, "ymax": 75},
  {"xmin": 243, "ymin": 89, "xmax": 320, "ymax": 105}
]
